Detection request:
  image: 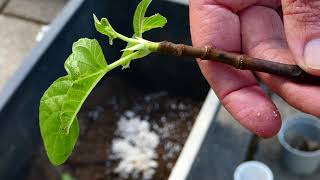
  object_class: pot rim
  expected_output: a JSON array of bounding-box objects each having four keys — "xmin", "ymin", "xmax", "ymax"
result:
[{"xmin": 234, "ymin": 161, "xmax": 274, "ymax": 180}]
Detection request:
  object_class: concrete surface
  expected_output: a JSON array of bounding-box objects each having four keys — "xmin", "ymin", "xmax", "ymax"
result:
[
  {"xmin": 0, "ymin": 0, "xmax": 6, "ymax": 8},
  {"xmin": 0, "ymin": 15, "xmax": 40, "ymax": 89},
  {"xmin": 188, "ymin": 106, "xmax": 253, "ymax": 180},
  {"xmin": 0, "ymin": 0, "xmax": 68, "ymax": 90},
  {"xmin": 3, "ymin": 0, "xmax": 67, "ymax": 23}
]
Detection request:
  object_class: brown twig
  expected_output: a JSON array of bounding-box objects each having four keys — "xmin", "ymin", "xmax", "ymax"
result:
[{"xmin": 157, "ymin": 41, "xmax": 319, "ymax": 85}]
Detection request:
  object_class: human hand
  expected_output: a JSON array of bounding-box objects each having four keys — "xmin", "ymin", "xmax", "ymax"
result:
[{"xmin": 189, "ymin": 0, "xmax": 320, "ymax": 137}]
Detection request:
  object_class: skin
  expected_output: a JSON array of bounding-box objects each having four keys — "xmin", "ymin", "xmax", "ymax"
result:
[{"xmin": 189, "ymin": 0, "xmax": 320, "ymax": 138}]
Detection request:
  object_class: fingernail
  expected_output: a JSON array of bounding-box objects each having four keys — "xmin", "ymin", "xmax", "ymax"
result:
[{"xmin": 304, "ymin": 39, "xmax": 320, "ymax": 69}]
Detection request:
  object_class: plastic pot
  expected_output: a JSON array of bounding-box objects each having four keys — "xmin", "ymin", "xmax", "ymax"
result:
[
  {"xmin": 278, "ymin": 114, "xmax": 320, "ymax": 175},
  {"xmin": 233, "ymin": 161, "xmax": 273, "ymax": 180}
]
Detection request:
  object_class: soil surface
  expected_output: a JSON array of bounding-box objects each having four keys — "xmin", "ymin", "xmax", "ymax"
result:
[
  {"xmin": 28, "ymin": 77, "xmax": 203, "ymax": 180},
  {"xmin": 287, "ymin": 135, "xmax": 320, "ymax": 152}
]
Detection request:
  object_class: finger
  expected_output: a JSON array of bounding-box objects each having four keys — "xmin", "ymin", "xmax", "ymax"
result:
[
  {"xmin": 282, "ymin": 0, "xmax": 320, "ymax": 75},
  {"xmin": 215, "ymin": 0, "xmax": 280, "ymax": 11},
  {"xmin": 190, "ymin": 0, "xmax": 281, "ymax": 137},
  {"xmin": 241, "ymin": 6, "xmax": 320, "ymax": 116}
]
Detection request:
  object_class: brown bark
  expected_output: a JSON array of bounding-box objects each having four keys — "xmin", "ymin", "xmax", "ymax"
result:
[{"xmin": 157, "ymin": 41, "xmax": 319, "ymax": 85}]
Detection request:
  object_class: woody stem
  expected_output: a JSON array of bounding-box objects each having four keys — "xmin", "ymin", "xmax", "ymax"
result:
[{"xmin": 156, "ymin": 41, "xmax": 319, "ymax": 84}]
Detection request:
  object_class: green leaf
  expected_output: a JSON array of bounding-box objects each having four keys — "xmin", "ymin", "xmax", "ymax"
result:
[
  {"xmin": 60, "ymin": 71, "xmax": 106, "ymax": 133},
  {"xmin": 94, "ymin": 14, "xmax": 117, "ymax": 45},
  {"xmin": 40, "ymin": 76, "xmax": 79, "ymax": 165},
  {"xmin": 40, "ymin": 38, "xmax": 108, "ymax": 165},
  {"xmin": 62, "ymin": 38, "xmax": 108, "ymax": 133},
  {"xmin": 120, "ymin": 34, "xmax": 139, "ymax": 69},
  {"xmin": 65, "ymin": 38, "xmax": 108, "ymax": 80},
  {"xmin": 122, "ymin": 0, "xmax": 167, "ymax": 69},
  {"xmin": 142, "ymin": 13, "xmax": 167, "ymax": 33},
  {"xmin": 120, "ymin": 40, "xmax": 152, "ymax": 69},
  {"xmin": 120, "ymin": 42, "xmax": 135, "ymax": 69},
  {"xmin": 122, "ymin": 49, "xmax": 151, "ymax": 69},
  {"xmin": 133, "ymin": 0, "xmax": 152, "ymax": 37}
]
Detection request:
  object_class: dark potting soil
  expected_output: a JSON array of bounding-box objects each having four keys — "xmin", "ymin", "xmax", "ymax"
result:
[
  {"xmin": 286, "ymin": 134, "xmax": 320, "ymax": 152},
  {"xmin": 288, "ymin": 135, "xmax": 320, "ymax": 152},
  {"xmin": 27, "ymin": 77, "xmax": 203, "ymax": 180}
]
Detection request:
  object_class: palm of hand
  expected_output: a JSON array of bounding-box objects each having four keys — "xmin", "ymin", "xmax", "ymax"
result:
[{"xmin": 190, "ymin": 0, "xmax": 320, "ymax": 137}]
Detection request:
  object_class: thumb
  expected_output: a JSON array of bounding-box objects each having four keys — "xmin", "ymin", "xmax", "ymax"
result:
[{"xmin": 282, "ymin": 1, "xmax": 320, "ymax": 76}]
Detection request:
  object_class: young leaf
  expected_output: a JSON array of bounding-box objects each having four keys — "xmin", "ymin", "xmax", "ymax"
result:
[
  {"xmin": 121, "ymin": 49, "xmax": 151, "ymax": 69},
  {"xmin": 40, "ymin": 76, "xmax": 79, "ymax": 165},
  {"xmin": 142, "ymin": 13, "xmax": 167, "ymax": 33},
  {"xmin": 94, "ymin": 14, "xmax": 117, "ymax": 45},
  {"xmin": 133, "ymin": 0, "xmax": 152, "ymax": 37},
  {"xmin": 120, "ymin": 42, "xmax": 136, "ymax": 69},
  {"xmin": 93, "ymin": 0, "xmax": 167, "ymax": 69},
  {"xmin": 120, "ymin": 38, "xmax": 153, "ymax": 69},
  {"xmin": 40, "ymin": 38, "xmax": 108, "ymax": 165},
  {"xmin": 60, "ymin": 71, "xmax": 106, "ymax": 133},
  {"xmin": 61, "ymin": 38, "xmax": 108, "ymax": 134},
  {"xmin": 120, "ymin": 0, "xmax": 167, "ymax": 69},
  {"xmin": 65, "ymin": 38, "xmax": 108, "ymax": 80}
]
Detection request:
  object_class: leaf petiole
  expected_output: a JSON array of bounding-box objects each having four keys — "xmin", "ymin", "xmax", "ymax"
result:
[
  {"xmin": 107, "ymin": 51, "xmax": 141, "ymax": 71},
  {"xmin": 114, "ymin": 32, "xmax": 140, "ymax": 44}
]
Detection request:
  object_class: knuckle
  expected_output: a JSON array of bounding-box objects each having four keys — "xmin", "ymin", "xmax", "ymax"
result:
[{"xmin": 283, "ymin": 1, "xmax": 320, "ymax": 25}]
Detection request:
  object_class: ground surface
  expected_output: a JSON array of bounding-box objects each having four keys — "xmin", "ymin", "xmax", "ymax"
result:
[{"xmin": 0, "ymin": 0, "xmax": 68, "ymax": 90}]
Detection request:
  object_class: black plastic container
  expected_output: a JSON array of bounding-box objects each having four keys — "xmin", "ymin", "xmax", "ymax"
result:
[{"xmin": 0, "ymin": 0, "xmax": 208, "ymax": 179}]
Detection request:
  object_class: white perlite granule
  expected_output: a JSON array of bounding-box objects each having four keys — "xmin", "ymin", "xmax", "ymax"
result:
[{"xmin": 111, "ymin": 112, "xmax": 160, "ymax": 179}]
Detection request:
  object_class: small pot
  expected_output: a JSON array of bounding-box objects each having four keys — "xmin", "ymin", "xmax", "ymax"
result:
[
  {"xmin": 278, "ymin": 114, "xmax": 320, "ymax": 175},
  {"xmin": 233, "ymin": 161, "xmax": 273, "ymax": 180}
]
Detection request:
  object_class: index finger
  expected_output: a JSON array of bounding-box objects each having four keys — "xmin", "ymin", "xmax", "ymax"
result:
[{"xmin": 190, "ymin": 0, "xmax": 281, "ymax": 137}]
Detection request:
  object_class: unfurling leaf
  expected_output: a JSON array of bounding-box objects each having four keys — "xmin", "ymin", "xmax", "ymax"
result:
[
  {"xmin": 65, "ymin": 38, "xmax": 108, "ymax": 80},
  {"xmin": 121, "ymin": 0, "xmax": 167, "ymax": 69},
  {"xmin": 121, "ymin": 49, "xmax": 151, "ymax": 69},
  {"xmin": 133, "ymin": 0, "xmax": 152, "ymax": 37},
  {"xmin": 142, "ymin": 13, "xmax": 167, "ymax": 33},
  {"xmin": 39, "ymin": 38, "xmax": 108, "ymax": 165},
  {"xmin": 94, "ymin": 14, "xmax": 117, "ymax": 45},
  {"xmin": 120, "ymin": 42, "xmax": 136, "ymax": 69}
]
